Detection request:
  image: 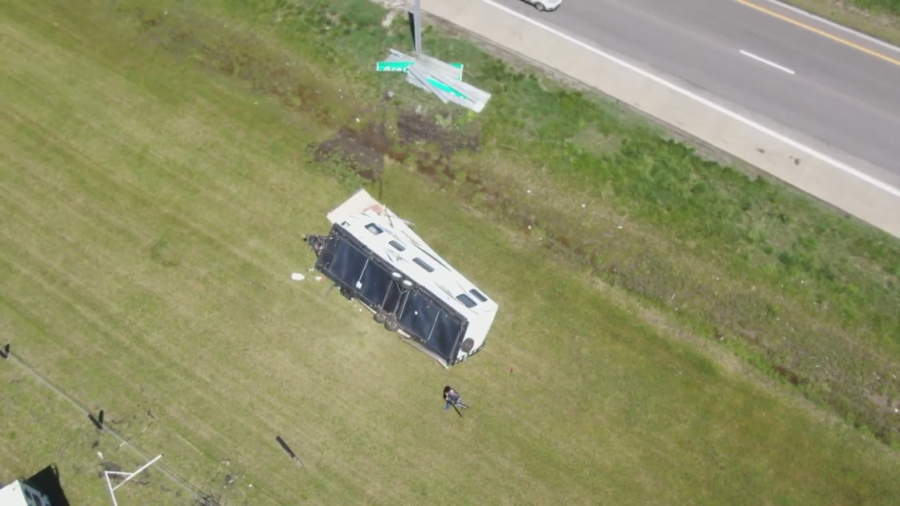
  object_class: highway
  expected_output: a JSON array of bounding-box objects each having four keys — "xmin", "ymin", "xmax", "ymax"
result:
[{"xmin": 494, "ymin": 0, "xmax": 900, "ymax": 178}]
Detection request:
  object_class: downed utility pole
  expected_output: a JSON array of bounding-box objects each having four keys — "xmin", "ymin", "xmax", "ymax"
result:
[{"xmin": 276, "ymin": 435, "xmax": 304, "ymax": 468}]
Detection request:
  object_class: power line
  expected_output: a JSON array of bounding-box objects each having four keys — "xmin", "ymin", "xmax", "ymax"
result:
[{"xmin": 5, "ymin": 351, "xmax": 220, "ymax": 506}]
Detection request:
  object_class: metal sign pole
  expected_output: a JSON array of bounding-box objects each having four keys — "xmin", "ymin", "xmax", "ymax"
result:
[{"xmin": 413, "ymin": 0, "xmax": 422, "ymax": 55}]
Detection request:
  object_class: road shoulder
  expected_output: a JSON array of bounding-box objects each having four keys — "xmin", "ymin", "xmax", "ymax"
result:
[{"xmin": 414, "ymin": 0, "xmax": 900, "ymax": 238}]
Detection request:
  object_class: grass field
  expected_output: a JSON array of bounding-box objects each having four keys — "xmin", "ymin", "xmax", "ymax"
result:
[{"xmin": 2, "ymin": 0, "xmax": 900, "ymax": 505}]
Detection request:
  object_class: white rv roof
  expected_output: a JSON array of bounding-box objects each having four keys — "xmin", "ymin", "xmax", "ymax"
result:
[
  {"xmin": 0, "ymin": 481, "xmax": 30, "ymax": 506},
  {"xmin": 326, "ymin": 189, "xmax": 498, "ymax": 318}
]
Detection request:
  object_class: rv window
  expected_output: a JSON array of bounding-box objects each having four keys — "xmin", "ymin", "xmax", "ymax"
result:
[
  {"xmin": 469, "ymin": 289, "xmax": 488, "ymax": 302},
  {"xmin": 389, "ymin": 240, "xmax": 406, "ymax": 251},
  {"xmin": 456, "ymin": 294, "xmax": 477, "ymax": 308},
  {"xmin": 413, "ymin": 258, "xmax": 434, "ymax": 272},
  {"xmin": 365, "ymin": 223, "xmax": 384, "ymax": 235}
]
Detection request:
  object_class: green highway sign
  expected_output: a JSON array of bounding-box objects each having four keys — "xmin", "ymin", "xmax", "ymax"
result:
[
  {"xmin": 375, "ymin": 61, "xmax": 464, "ymax": 80},
  {"xmin": 376, "ymin": 61, "xmax": 414, "ymax": 72},
  {"xmin": 426, "ymin": 77, "xmax": 468, "ymax": 99}
]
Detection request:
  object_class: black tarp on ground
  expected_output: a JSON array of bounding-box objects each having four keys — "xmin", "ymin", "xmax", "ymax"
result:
[{"xmin": 23, "ymin": 464, "xmax": 70, "ymax": 506}]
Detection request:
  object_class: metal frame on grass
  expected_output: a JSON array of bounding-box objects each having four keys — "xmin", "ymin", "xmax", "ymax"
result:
[{"xmin": 103, "ymin": 454, "xmax": 163, "ymax": 506}]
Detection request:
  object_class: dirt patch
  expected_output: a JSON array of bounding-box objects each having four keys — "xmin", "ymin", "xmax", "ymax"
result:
[
  {"xmin": 774, "ymin": 364, "xmax": 805, "ymax": 386},
  {"xmin": 310, "ymin": 107, "xmax": 483, "ymax": 186},
  {"xmin": 396, "ymin": 110, "xmax": 480, "ymax": 157},
  {"xmin": 312, "ymin": 127, "xmax": 386, "ymax": 181},
  {"xmin": 98, "ymin": 461, "xmax": 122, "ymax": 480},
  {"xmin": 102, "ymin": 461, "xmax": 122, "ymax": 473}
]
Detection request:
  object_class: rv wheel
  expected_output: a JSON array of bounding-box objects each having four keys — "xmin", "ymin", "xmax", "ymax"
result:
[
  {"xmin": 374, "ymin": 312, "xmax": 388, "ymax": 324},
  {"xmin": 385, "ymin": 319, "xmax": 400, "ymax": 332}
]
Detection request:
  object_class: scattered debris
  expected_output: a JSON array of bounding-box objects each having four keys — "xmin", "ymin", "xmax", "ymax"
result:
[
  {"xmin": 291, "ymin": 273, "xmax": 305, "ymax": 281},
  {"xmin": 97, "ymin": 452, "xmax": 104, "ymax": 459},
  {"xmin": 224, "ymin": 474, "xmax": 236, "ymax": 487}
]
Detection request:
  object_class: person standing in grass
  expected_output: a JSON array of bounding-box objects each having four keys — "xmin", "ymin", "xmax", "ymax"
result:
[{"xmin": 443, "ymin": 386, "xmax": 468, "ymax": 410}]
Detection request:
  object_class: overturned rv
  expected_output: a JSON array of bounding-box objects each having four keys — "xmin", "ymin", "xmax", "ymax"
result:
[{"xmin": 305, "ymin": 189, "xmax": 498, "ymax": 368}]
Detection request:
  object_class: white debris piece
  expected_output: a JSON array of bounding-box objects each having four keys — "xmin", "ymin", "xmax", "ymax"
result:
[{"xmin": 291, "ymin": 273, "xmax": 305, "ymax": 281}]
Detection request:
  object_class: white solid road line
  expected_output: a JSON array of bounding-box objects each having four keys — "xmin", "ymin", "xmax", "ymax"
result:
[
  {"xmin": 739, "ymin": 49, "xmax": 796, "ymax": 74},
  {"xmin": 479, "ymin": 0, "xmax": 900, "ymax": 200},
  {"xmin": 761, "ymin": 0, "xmax": 900, "ymax": 55}
]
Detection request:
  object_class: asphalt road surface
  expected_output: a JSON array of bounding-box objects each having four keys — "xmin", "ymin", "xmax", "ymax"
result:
[{"xmin": 496, "ymin": 0, "xmax": 900, "ymax": 177}]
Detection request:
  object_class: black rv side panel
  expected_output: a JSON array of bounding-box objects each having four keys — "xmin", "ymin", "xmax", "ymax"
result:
[
  {"xmin": 312, "ymin": 224, "xmax": 467, "ymax": 364},
  {"xmin": 380, "ymin": 279, "xmax": 402, "ymax": 314},
  {"xmin": 397, "ymin": 290, "xmax": 465, "ymax": 360},
  {"xmin": 356, "ymin": 258, "xmax": 394, "ymax": 309},
  {"xmin": 316, "ymin": 226, "xmax": 396, "ymax": 311},
  {"xmin": 321, "ymin": 233, "xmax": 368, "ymax": 285},
  {"xmin": 433, "ymin": 312, "xmax": 466, "ymax": 360}
]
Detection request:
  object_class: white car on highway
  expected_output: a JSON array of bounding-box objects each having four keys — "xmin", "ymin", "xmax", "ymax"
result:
[{"xmin": 522, "ymin": 0, "xmax": 561, "ymax": 12}]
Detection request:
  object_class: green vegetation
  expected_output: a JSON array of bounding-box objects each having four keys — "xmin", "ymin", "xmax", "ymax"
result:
[
  {"xmin": 2, "ymin": 0, "xmax": 899, "ymax": 505},
  {"xmin": 781, "ymin": 0, "xmax": 900, "ymax": 46},
  {"xmin": 195, "ymin": 0, "xmax": 900, "ymax": 446},
  {"xmin": 846, "ymin": 0, "xmax": 900, "ymax": 16}
]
